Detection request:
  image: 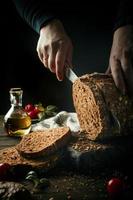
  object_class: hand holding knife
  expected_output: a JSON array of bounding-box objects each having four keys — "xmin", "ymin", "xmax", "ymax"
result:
[{"xmin": 65, "ymin": 66, "xmax": 78, "ymax": 83}]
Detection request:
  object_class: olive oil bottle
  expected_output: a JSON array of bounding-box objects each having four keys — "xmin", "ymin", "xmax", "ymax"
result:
[{"xmin": 4, "ymin": 88, "xmax": 31, "ymax": 136}]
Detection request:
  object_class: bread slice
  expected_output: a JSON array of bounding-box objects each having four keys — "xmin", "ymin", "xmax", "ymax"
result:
[
  {"xmin": 0, "ymin": 147, "xmax": 59, "ymax": 169},
  {"xmin": 72, "ymin": 73, "xmax": 133, "ymax": 141},
  {"xmin": 16, "ymin": 127, "xmax": 71, "ymax": 158}
]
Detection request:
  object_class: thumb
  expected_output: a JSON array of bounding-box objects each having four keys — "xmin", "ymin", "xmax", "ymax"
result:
[{"xmin": 105, "ymin": 65, "xmax": 111, "ymax": 74}]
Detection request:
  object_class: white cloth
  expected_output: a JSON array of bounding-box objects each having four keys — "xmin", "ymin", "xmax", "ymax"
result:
[{"xmin": 31, "ymin": 111, "xmax": 80, "ymax": 133}]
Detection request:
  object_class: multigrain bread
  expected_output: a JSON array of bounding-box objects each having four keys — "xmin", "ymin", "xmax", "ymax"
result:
[
  {"xmin": 72, "ymin": 73, "xmax": 133, "ymax": 141},
  {"xmin": 16, "ymin": 127, "xmax": 71, "ymax": 158},
  {"xmin": 0, "ymin": 147, "xmax": 59, "ymax": 169}
]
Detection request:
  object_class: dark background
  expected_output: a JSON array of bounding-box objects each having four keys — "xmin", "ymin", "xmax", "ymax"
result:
[{"xmin": 0, "ymin": 0, "xmax": 120, "ymax": 114}]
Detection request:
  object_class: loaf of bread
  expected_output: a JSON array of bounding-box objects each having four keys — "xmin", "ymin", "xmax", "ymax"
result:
[
  {"xmin": 16, "ymin": 127, "xmax": 71, "ymax": 158},
  {"xmin": 72, "ymin": 73, "xmax": 133, "ymax": 141}
]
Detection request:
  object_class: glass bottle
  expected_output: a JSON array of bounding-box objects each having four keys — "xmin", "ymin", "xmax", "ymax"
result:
[{"xmin": 4, "ymin": 88, "xmax": 31, "ymax": 136}]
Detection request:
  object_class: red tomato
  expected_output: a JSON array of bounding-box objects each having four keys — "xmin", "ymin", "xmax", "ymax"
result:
[
  {"xmin": 0, "ymin": 163, "xmax": 11, "ymax": 179},
  {"xmin": 25, "ymin": 104, "xmax": 35, "ymax": 112},
  {"xmin": 107, "ymin": 178, "xmax": 125, "ymax": 196},
  {"xmin": 34, "ymin": 106, "xmax": 40, "ymax": 113},
  {"xmin": 28, "ymin": 108, "xmax": 39, "ymax": 119}
]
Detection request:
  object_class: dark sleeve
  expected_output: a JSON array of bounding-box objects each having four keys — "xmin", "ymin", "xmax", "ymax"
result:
[
  {"xmin": 12, "ymin": 0, "xmax": 56, "ymax": 34},
  {"xmin": 114, "ymin": 0, "xmax": 133, "ymax": 30}
]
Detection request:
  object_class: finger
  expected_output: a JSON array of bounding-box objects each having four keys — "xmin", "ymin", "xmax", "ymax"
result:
[
  {"xmin": 37, "ymin": 49, "xmax": 43, "ymax": 63},
  {"xmin": 105, "ymin": 65, "xmax": 111, "ymax": 74},
  {"xmin": 66, "ymin": 44, "xmax": 73, "ymax": 68},
  {"xmin": 121, "ymin": 55, "xmax": 133, "ymax": 95},
  {"xmin": 48, "ymin": 47, "xmax": 57, "ymax": 73},
  {"xmin": 42, "ymin": 46, "xmax": 49, "ymax": 68},
  {"xmin": 64, "ymin": 48, "xmax": 73, "ymax": 74},
  {"xmin": 42, "ymin": 54, "xmax": 49, "ymax": 68},
  {"xmin": 55, "ymin": 45, "xmax": 67, "ymax": 81},
  {"xmin": 111, "ymin": 59, "xmax": 127, "ymax": 94}
]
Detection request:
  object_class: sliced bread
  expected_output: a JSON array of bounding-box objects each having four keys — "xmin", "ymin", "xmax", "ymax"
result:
[
  {"xmin": 0, "ymin": 147, "xmax": 59, "ymax": 169},
  {"xmin": 16, "ymin": 127, "xmax": 71, "ymax": 158},
  {"xmin": 72, "ymin": 73, "xmax": 133, "ymax": 141}
]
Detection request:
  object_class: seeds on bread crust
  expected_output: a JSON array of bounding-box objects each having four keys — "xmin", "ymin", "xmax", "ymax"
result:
[{"xmin": 0, "ymin": 147, "xmax": 60, "ymax": 170}]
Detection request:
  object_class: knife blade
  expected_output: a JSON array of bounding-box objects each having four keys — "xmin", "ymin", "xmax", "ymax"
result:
[{"xmin": 65, "ymin": 66, "xmax": 78, "ymax": 83}]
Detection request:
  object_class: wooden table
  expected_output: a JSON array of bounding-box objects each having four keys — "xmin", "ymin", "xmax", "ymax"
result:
[{"xmin": 0, "ymin": 115, "xmax": 133, "ymax": 200}]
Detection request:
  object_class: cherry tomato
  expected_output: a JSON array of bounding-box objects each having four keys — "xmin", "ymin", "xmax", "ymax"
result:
[
  {"xmin": 107, "ymin": 178, "xmax": 125, "ymax": 196},
  {"xmin": 0, "ymin": 163, "xmax": 11, "ymax": 179},
  {"xmin": 28, "ymin": 108, "xmax": 39, "ymax": 119},
  {"xmin": 34, "ymin": 106, "xmax": 40, "ymax": 113},
  {"xmin": 25, "ymin": 104, "xmax": 35, "ymax": 112},
  {"xmin": 35, "ymin": 104, "xmax": 45, "ymax": 112}
]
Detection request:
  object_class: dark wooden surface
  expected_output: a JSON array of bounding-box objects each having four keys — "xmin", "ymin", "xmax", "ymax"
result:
[{"xmin": 0, "ymin": 115, "xmax": 133, "ymax": 200}]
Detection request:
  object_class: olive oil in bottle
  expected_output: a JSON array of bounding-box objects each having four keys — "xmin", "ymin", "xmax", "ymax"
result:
[{"xmin": 4, "ymin": 88, "xmax": 31, "ymax": 136}]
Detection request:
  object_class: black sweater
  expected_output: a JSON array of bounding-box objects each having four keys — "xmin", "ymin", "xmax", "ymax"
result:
[{"xmin": 12, "ymin": 0, "xmax": 133, "ymax": 34}]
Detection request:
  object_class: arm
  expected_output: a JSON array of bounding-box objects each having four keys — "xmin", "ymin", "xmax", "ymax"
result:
[
  {"xmin": 107, "ymin": 0, "xmax": 133, "ymax": 95},
  {"xmin": 12, "ymin": 0, "xmax": 73, "ymax": 81},
  {"xmin": 114, "ymin": 0, "xmax": 133, "ymax": 30},
  {"xmin": 12, "ymin": 0, "xmax": 55, "ymax": 34}
]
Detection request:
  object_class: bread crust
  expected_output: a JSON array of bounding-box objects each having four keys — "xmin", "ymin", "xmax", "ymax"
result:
[
  {"xmin": 72, "ymin": 73, "xmax": 133, "ymax": 140},
  {"xmin": 16, "ymin": 127, "xmax": 71, "ymax": 158}
]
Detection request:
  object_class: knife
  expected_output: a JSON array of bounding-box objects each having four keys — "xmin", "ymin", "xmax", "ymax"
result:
[{"xmin": 65, "ymin": 66, "xmax": 78, "ymax": 83}]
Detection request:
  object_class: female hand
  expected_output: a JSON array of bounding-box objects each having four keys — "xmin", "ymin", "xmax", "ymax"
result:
[{"xmin": 37, "ymin": 19, "xmax": 73, "ymax": 81}]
